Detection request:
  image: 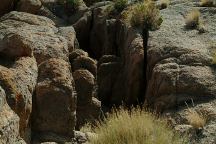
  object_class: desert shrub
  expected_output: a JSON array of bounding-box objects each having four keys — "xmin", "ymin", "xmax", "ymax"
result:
[
  {"xmin": 186, "ymin": 109, "xmax": 206, "ymax": 129},
  {"xmin": 185, "ymin": 9, "xmax": 201, "ymax": 29},
  {"xmin": 113, "ymin": 0, "xmax": 128, "ymax": 12},
  {"xmin": 200, "ymin": 0, "xmax": 216, "ymax": 7},
  {"xmin": 129, "ymin": 0, "xmax": 163, "ymax": 31},
  {"xmin": 86, "ymin": 107, "xmax": 187, "ymax": 144},
  {"xmin": 158, "ymin": 0, "xmax": 170, "ymax": 10}
]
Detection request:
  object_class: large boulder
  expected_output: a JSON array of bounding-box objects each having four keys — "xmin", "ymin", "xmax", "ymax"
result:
[
  {"xmin": 0, "ymin": 57, "xmax": 38, "ymax": 143},
  {"xmin": 0, "ymin": 11, "xmax": 77, "ymax": 64},
  {"xmin": 33, "ymin": 58, "xmax": 76, "ymax": 140},
  {"xmin": 73, "ymin": 68, "xmax": 101, "ymax": 129},
  {"xmin": 145, "ymin": 0, "xmax": 216, "ymax": 111},
  {"xmin": 0, "ymin": 86, "xmax": 25, "ymax": 144}
]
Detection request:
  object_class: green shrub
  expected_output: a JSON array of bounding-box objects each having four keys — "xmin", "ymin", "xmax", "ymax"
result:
[
  {"xmin": 85, "ymin": 107, "xmax": 187, "ymax": 144},
  {"xmin": 113, "ymin": 0, "xmax": 128, "ymax": 12}
]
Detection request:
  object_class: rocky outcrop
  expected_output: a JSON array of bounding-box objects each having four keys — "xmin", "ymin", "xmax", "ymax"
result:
[
  {"xmin": 33, "ymin": 58, "xmax": 76, "ymax": 141},
  {"xmin": 145, "ymin": 0, "xmax": 216, "ymax": 111},
  {"xmin": 0, "ymin": 11, "xmax": 78, "ymax": 143},
  {"xmin": 17, "ymin": 0, "xmax": 42, "ymax": 14},
  {"xmin": 0, "ymin": 86, "xmax": 25, "ymax": 144},
  {"xmin": 70, "ymin": 50, "xmax": 101, "ymax": 129},
  {"xmin": 0, "ymin": 56, "xmax": 38, "ymax": 143}
]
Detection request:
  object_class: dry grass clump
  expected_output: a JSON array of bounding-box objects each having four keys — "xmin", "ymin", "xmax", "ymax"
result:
[
  {"xmin": 129, "ymin": 0, "xmax": 163, "ymax": 31},
  {"xmin": 86, "ymin": 107, "xmax": 187, "ymax": 144},
  {"xmin": 185, "ymin": 9, "xmax": 201, "ymax": 29},
  {"xmin": 200, "ymin": 0, "xmax": 216, "ymax": 7},
  {"xmin": 186, "ymin": 109, "xmax": 206, "ymax": 129},
  {"xmin": 158, "ymin": 0, "xmax": 170, "ymax": 9}
]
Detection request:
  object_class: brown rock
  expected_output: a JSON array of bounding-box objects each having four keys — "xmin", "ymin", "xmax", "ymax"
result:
[
  {"xmin": 0, "ymin": 86, "xmax": 25, "ymax": 144},
  {"xmin": 33, "ymin": 58, "xmax": 76, "ymax": 139},
  {"xmin": 72, "ymin": 56, "xmax": 97, "ymax": 76},
  {"xmin": 17, "ymin": 0, "xmax": 42, "ymax": 14},
  {"xmin": 0, "ymin": 57, "xmax": 38, "ymax": 143}
]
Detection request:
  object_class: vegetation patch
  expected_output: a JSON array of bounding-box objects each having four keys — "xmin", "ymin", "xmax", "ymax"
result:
[
  {"xmin": 186, "ymin": 109, "xmax": 206, "ymax": 129},
  {"xmin": 185, "ymin": 9, "xmax": 201, "ymax": 29},
  {"xmin": 200, "ymin": 0, "xmax": 216, "ymax": 7},
  {"xmin": 83, "ymin": 107, "xmax": 188, "ymax": 144}
]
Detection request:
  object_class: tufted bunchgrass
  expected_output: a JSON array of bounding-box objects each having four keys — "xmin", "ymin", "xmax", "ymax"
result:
[
  {"xmin": 185, "ymin": 9, "xmax": 201, "ymax": 29},
  {"xmin": 200, "ymin": 0, "xmax": 216, "ymax": 7},
  {"xmin": 186, "ymin": 109, "xmax": 207, "ymax": 129},
  {"xmin": 85, "ymin": 107, "xmax": 188, "ymax": 144}
]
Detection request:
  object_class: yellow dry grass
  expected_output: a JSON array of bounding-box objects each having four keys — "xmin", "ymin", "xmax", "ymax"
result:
[
  {"xmin": 185, "ymin": 9, "xmax": 201, "ymax": 29},
  {"xmin": 186, "ymin": 109, "xmax": 206, "ymax": 129},
  {"xmin": 84, "ymin": 107, "xmax": 188, "ymax": 144}
]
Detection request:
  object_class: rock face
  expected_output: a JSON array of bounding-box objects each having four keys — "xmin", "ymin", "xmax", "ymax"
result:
[
  {"xmin": 70, "ymin": 50, "xmax": 101, "ymax": 129},
  {"xmin": 145, "ymin": 0, "xmax": 216, "ymax": 111},
  {"xmin": 17, "ymin": 0, "xmax": 42, "ymax": 14},
  {"xmin": 0, "ymin": 11, "xmax": 78, "ymax": 143},
  {"xmin": 97, "ymin": 22, "xmax": 144, "ymax": 106},
  {"xmin": 33, "ymin": 58, "xmax": 76, "ymax": 140},
  {"xmin": 0, "ymin": 86, "xmax": 24, "ymax": 144}
]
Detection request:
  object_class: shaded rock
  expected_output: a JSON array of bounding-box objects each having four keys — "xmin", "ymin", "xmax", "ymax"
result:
[
  {"xmin": 0, "ymin": 0, "xmax": 15, "ymax": 16},
  {"xmin": 72, "ymin": 56, "xmax": 97, "ymax": 76},
  {"xmin": 33, "ymin": 58, "xmax": 76, "ymax": 139},
  {"xmin": 97, "ymin": 55, "xmax": 121, "ymax": 106},
  {"xmin": 17, "ymin": 0, "xmax": 42, "ymax": 14},
  {"xmin": 76, "ymin": 97, "xmax": 101, "ymax": 130},
  {"xmin": 0, "ymin": 57, "xmax": 38, "ymax": 143},
  {"xmin": 97, "ymin": 21, "xmax": 144, "ymax": 105},
  {"xmin": 73, "ymin": 70, "xmax": 101, "ymax": 129},
  {"xmin": 90, "ymin": 4, "xmax": 117, "ymax": 59},
  {"xmin": 37, "ymin": 6, "xmax": 66, "ymax": 26},
  {"xmin": 0, "ymin": 86, "xmax": 25, "ymax": 144},
  {"xmin": 69, "ymin": 49, "xmax": 89, "ymax": 63},
  {"xmin": 58, "ymin": 26, "xmax": 77, "ymax": 52},
  {"xmin": 73, "ymin": 69, "xmax": 95, "ymax": 103},
  {"xmin": 72, "ymin": 11, "xmax": 92, "ymax": 52}
]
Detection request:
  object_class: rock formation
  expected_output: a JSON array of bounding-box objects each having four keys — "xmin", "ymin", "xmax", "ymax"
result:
[{"xmin": 0, "ymin": 0, "xmax": 215, "ymax": 144}]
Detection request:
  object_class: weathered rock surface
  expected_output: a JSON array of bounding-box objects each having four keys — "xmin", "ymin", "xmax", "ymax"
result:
[
  {"xmin": 17, "ymin": 0, "xmax": 42, "ymax": 14},
  {"xmin": 165, "ymin": 99, "xmax": 216, "ymax": 144},
  {"xmin": 0, "ymin": 86, "xmax": 25, "ymax": 144},
  {"xmin": 72, "ymin": 58, "xmax": 101, "ymax": 129},
  {"xmin": 145, "ymin": 0, "xmax": 216, "ymax": 111},
  {"xmin": 33, "ymin": 58, "xmax": 76, "ymax": 140},
  {"xmin": 0, "ymin": 0, "xmax": 15, "ymax": 16},
  {"xmin": 0, "ymin": 57, "xmax": 38, "ymax": 143},
  {"xmin": 0, "ymin": 11, "xmax": 78, "ymax": 143}
]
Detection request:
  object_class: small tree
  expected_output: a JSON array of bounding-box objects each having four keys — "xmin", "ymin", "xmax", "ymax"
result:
[{"xmin": 130, "ymin": 0, "xmax": 163, "ymax": 102}]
